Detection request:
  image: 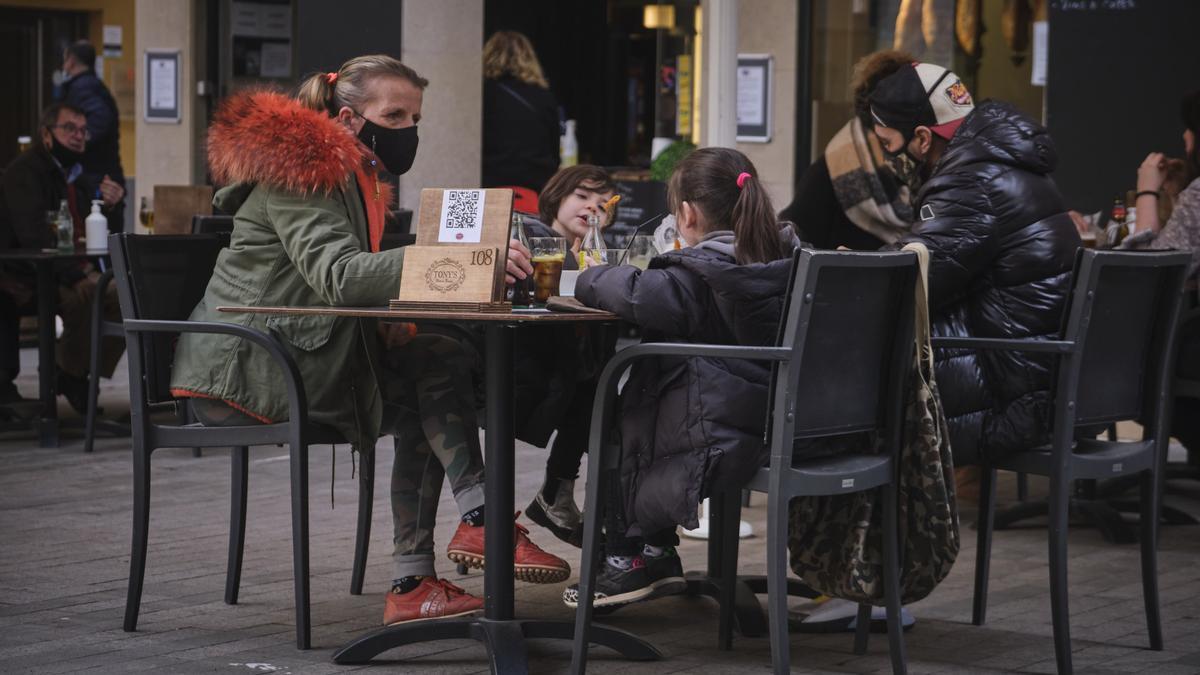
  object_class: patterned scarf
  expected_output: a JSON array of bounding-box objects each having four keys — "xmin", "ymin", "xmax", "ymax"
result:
[{"xmin": 824, "ymin": 118, "xmax": 914, "ymax": 244}]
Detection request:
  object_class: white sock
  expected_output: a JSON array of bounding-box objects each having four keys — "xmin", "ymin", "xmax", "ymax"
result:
[
  {"xmin": 642, "ymin": 544, "xmax": 666, "ymax": 558},
  {"xmin": 606, "ymin": 554, "xmax": 634, "ymax": 570}
]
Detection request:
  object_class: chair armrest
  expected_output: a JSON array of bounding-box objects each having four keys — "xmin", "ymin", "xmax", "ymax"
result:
[
  {"xmin": 931, "ymin": 336, "xmax": 1075, "ymax": 353},
  {"xmin": 122, "ymin": 318, "xmax": 308, "ymax": 420}
]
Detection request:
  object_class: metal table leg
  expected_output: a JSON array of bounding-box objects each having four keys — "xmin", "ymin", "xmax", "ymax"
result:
[
  {"xmin": 36, "ymin": 259, "xmax": 58, "ymax": 448},
  {"xmin": 333, "ymin": 322, "xmax": 659, "ymax": 673}
]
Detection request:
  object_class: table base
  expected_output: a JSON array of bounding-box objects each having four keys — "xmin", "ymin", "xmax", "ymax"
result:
[{"xmin": 331, "ymin": 617, "xmax": 661, "ymax": 673}]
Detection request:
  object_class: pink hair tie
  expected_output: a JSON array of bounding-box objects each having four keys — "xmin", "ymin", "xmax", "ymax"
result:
[
  {"xmin": 325, "ymin": 72, "xmax": 338, "ymax": 85},
  {"xmin": 736, "ymin": 172, "xmax": 752, "ymax": 189}
]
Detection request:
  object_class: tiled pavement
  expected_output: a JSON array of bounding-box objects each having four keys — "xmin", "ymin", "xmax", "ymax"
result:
[{"xmin": 3, "ymin": 352, "xmax": 1200, "ymax": 674}]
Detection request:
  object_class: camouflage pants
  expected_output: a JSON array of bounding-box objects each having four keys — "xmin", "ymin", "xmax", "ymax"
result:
[{"xmin": 380, "ymin": 333, "xmax": 486, "ymax": 580}]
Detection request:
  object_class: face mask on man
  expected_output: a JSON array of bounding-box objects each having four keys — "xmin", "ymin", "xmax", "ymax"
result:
[
  {"xmin": 48, "ymin": 135, "xmax": 84, "ymax": 168},
  {"xmin": 884, "ymin": 142, "xmax": 926, "ymax": 195},
  {"xmin": 355, "ymin": 114, "xmax": 419, "ymax": 176}
]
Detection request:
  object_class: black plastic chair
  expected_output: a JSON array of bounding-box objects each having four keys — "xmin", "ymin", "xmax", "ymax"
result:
[
  {"xmin": 110, "ymin": 233, "xmax": 375, "ymax": 650},
  {"xmin": 935, "ymin": 249, "xmax": 1189, "ymax": 675},
  {"xmin": 570, "ymin": 249, "xmax": 917, "ymax": 675},
  {"xmin": 191, "ymin": 214, "xmax": 234, "ymax": 234}
]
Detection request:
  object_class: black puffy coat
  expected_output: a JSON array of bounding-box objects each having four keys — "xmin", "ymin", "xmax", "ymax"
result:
[
  {"xmin": 577, "ymin": 231, "xmax": 800, "ymax": 536},
  {"xmin": 901, "ymin": 101, "xmax": 1081, "ymax": 462},
  {"xmin": 481, "ymin": 77, "xmax": 560, "ymax": 192}
]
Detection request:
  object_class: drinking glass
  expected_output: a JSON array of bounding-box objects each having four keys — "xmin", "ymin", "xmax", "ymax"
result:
[
  {"xmin": 529, "ymin": 237, "xmax": 567, "ymax": 304},
  {"xmin": 626, "ymin": 235, "xmax": 657, "ymax": 270}
]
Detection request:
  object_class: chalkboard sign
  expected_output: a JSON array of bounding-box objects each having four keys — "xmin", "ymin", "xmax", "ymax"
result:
[
  {"xmin": 1046, "ymin": 0, "xmax": 1200, "ymax": 212},
  {"xmin": 605, "ymin": 180, "xmax": 668, "ymax": 245}
]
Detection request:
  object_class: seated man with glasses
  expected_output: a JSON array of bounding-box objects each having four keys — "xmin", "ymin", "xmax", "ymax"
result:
[{"xmin": 0, "ymin": 102, "xmax": 125, "ymax": 411}]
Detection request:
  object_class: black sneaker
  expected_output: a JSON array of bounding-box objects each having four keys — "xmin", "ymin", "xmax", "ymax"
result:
[
  {"xmin": 562, "ymin": 556, "xmax": 654, "ymax": 608},
  {"xmin": 643, "ymin": 547, "xmax": 687, "ymax": 599}
]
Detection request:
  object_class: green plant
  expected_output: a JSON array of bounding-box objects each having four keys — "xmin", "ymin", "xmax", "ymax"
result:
[{"xmin": 650, "ymin": 140, "xmax": 697, "ymax": 182}]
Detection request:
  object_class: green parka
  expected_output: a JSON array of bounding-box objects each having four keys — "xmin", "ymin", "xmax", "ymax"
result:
[{"xmin": 170, "ymin": 90, "xmax": 404, "ymax": 448}]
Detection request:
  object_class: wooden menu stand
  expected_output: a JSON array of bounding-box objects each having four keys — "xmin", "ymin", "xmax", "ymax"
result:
[{"xmin": 389, "ymin": 188, "xmax": 513, "ymax": 313}]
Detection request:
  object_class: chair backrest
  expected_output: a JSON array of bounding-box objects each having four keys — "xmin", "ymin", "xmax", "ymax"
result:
[
  {"xmin": 769, "ymin": 249, "xmax": 918, "ymax": 459},
  {"xmin": 108, "ymin": 232, "xmax": 230, "ymax": 403},
  {"xmin": 191, "ymin": 214, "xmax": 234, "ymax": 234},
  {"xmin": 386, "ymin": 208, "xmax": 413, "ymax": 234},
  {"xmin": 1060, "ymin": 249, "xmax": 1190, "ymax": 428}
]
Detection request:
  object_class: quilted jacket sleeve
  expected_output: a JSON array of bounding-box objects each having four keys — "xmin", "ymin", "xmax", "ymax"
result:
[
  {"xmin": 902, "ymin": 176, "xmax": 1000, "ymax": 311},
  {"xmin": 576, "ymin": 263, "xmax": 704, "ymax": 337}
]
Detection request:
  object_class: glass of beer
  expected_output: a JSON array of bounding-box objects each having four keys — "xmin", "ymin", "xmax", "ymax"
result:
[{"xmin": 529, "ymin": 237, "xmax": 567, "ymax": 305}]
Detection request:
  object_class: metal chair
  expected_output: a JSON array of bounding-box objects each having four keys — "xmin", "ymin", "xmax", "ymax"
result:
[
  {"xmin": 570, "ymin": 249, "xmax": 917, "ymax": 675},
  {"xmin": 190, "ymin": 214, "xmax": 234, "ymax": 234},
  {"xmin": 937, "ymin": 249, "xmax": 1189, "ymax": 675},
  {"xmin": 110, "ymin": 233, "xmax": 375, "ymax": 650}
]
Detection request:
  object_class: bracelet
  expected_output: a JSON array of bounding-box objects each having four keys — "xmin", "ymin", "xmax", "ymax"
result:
[{"xmin": 1136, "ymin": 190, "xmax": 1159, "ymax": 200}]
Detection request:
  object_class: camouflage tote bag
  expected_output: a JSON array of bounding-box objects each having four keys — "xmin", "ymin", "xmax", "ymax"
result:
[{"xmin": 786, "ymin": 243, "xmax": 959, "ymax": 605}]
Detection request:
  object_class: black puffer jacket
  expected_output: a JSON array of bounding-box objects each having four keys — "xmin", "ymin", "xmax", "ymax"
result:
[
  {"xmin": 577, "ymin": 230, "xmax": 800, "ymax": 536},
  {"xmin": 902, "ymin": 101, "xmax": 1080, "ymax": 462}
]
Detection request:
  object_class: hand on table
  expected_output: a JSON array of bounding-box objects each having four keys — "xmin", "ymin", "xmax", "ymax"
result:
[
  {"xmin": 505, "ymin": 239, "xmax": 533, "ymax": 285},
  {"xmin": 98, "ymin": 175, "xmax": 124, "ymax": 208}
]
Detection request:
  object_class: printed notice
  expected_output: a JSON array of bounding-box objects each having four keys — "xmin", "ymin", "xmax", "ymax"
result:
[
  {"xmin": 737, "ymin": 65, "xmax": 765, "ymax": 126},
  {"xmin": 149, "ymin": 56, "xmax": 176, "ymax": 110},
  {"xmin": 260, "ymin": 42, "xmax": 291, "ymax": 78},
  {"xmin": 438, "ymin": 190, "xmax": 485, "ymax": 243}
]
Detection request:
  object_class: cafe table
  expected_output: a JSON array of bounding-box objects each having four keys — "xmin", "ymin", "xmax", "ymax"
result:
[
  {"xmin": 0, "ymin": 248, "xmax": 111, "ymax": 447},
  {"xmin": 217, "ymin": 304, "xmax": 662, "ymax": 674}
]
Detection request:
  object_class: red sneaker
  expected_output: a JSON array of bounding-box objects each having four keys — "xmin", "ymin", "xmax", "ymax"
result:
[
  {"xmin": 382, "ymin": 577, "xmax": 483, "ymax": 625},
  {"xmin": 446, "ymin": 512, "xmax": 571, "ymax": 584}
]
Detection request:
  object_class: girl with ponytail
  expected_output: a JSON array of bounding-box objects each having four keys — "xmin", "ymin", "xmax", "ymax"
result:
[{"xmin": 562, "ymin": 148, "xmax": 800, "ymax": 610}]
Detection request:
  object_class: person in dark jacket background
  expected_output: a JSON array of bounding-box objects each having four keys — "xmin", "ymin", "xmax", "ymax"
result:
[
  {"xmin": 0, "ymin": 102, "xmax": 125, "ymax": 409},
  {"xmin": 59, "ymin": 40, "xmax": 125, "ymax": 219},
  {"xmin": 869, "ymin": 63, "xmax": 1081, "ymax": 463},
  {"xmin": 562, "ymin": 148, "xmax": 801, "ymax": 609},
  {"xmin": 481, "ymin": 31, "xmax": 560, "ymax": 192}
]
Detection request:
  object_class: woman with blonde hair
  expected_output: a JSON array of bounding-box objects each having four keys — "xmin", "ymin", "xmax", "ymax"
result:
[
  {"xmin": 482, "ymin": 30, "xmax": 561, "ymax": 192},
  {"xmin": 171, "ymin": 53, "xmax": 567, "ymax": 628}
]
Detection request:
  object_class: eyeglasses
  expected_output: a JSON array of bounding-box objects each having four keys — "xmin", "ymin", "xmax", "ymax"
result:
[{"xmin": 51, "ymin": 123, "xmax": 90, "ymax": 140}]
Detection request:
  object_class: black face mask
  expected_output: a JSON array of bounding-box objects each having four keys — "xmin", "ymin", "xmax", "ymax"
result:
[
  {"xmin": 883, "ymin": 142, "xmax": 927, "ymax": 196},
  {"xmin": 356, "ymin": 114, "xmax": 419, "ymax": 176},
  {"xmin": 48, "ymin": 136, "xmax": 83, "ymax": 168}
]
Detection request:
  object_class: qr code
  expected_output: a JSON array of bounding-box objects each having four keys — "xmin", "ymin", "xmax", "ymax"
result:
[{"xmin": 444, "ymin": 190, "xmax": 481, "ymax": 229}]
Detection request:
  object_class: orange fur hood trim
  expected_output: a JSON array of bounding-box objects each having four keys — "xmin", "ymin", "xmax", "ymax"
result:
[{"xmin": 207, "ymin": 90, "xmax": 363, "ymax": 194}]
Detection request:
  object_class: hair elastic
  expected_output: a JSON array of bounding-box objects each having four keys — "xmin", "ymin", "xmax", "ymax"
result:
[
  {"xmin": 736, "ymin": 172, "xmax": 752, "ymax": 189},
  {"xmin": 325, "ymin": 72, "xmax": 338, "ymax": 85}
]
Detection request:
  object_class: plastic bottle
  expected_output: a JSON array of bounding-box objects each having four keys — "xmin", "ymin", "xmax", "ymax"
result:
[
  {"xmin": 560, "ymin": 120, "xmax": 578, "ymax": 167},
  {"xmin": 85, "ymin": 200, "xmax": 108, "ymax": 251},
  {"xmin": 56, "ymin": 199, "xmax": 74, "ymax": 252}
]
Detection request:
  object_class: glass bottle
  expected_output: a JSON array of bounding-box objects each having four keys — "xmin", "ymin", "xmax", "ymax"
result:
[
  {"xmin": 1109, "ymin": 195, "xmax": 1128, "ymax": 247},
  {"xmin": 507, "ymin": 211, "xmax": 534, "ymax": 306},
  {"xmin": 138, "ymin": 196, "xmax": 155, "ymax": 233},
  {"xmin": 579, "ymin": 213, "xmax": 608, "ymax": 268},
  {"xmin": 56, "ymin": 199, "xmax": 74, "ymax": 252}
]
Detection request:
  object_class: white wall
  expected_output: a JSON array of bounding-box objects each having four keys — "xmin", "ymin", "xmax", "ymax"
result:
[
  {"xmin": 735, "ymin": 0, "xmax": 798, "ymax": 210},
  {"xmin": 134, "ymin": 0, "xmax": 197, "ymax": 223},
  {"xmin": 397, "ymin": 0, "xmax": 484, "ymax": 211}
]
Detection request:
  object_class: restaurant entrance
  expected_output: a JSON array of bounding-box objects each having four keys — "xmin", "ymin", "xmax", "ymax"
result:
[
  {"xmin": 0, "ymin": 7, "xmax": 88, "ymax": 169},
  {"xmin": 484, "ymin": 0, "xmax": 700, "ymax": 169}
]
